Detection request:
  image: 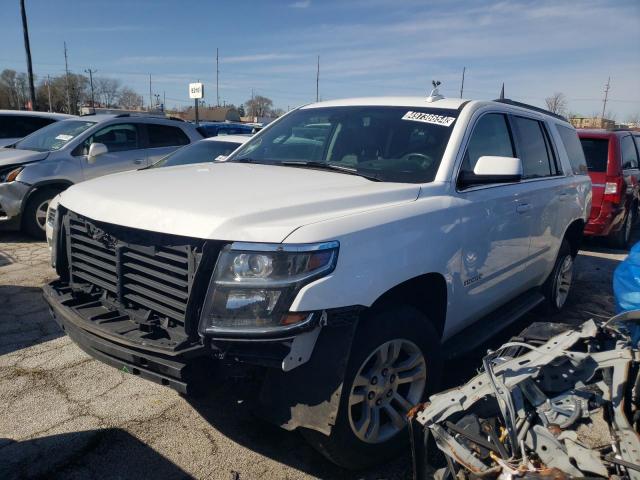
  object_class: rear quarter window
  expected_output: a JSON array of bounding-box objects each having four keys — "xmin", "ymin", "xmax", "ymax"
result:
[
  {"xmin": 620, "ymin": 135, "xmax": 639, "ymax": 169},
  {"xmin": 579, "ymin": 138, "xmax": 609, "ymax": 172},
  {"xmin": 556, "ymin": 125, "xmax": 588, "ymax": 175},
  {"xmin": 146, "ymin": 124, "xmax": 190, "ymax": 148}
]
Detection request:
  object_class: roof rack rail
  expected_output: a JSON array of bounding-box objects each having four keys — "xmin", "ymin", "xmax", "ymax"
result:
[{"xmin": 493, "ymin": 98, "xmax": 568, "ymax": 122}]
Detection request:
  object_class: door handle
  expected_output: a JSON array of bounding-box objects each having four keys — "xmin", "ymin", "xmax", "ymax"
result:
[
  {"xmin": 516, "ymin": 203, "xmax": 532, "ymax": 214},
  {"xmin": 558, "ymin": 191, "xmax": 570, "ymax": 200},
  {"xmin": 133, "ymin": 159, "xmax": 144, "ymax": 165}
]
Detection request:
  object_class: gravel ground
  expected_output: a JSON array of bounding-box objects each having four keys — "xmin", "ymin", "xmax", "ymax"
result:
[{"xmin": 0, "ymin": 230, "xmax": 636, "ymax": 480}]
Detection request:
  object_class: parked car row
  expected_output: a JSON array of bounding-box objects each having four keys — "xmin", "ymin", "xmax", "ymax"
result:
[{"xmin": 40, "ymin": 93, "xmax": 595, "ymax": 468}]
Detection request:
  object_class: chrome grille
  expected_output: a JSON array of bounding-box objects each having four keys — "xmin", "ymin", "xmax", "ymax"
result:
[{"xmin": 66, "ymin": 212, "xmax": 201, "ymax": 328}]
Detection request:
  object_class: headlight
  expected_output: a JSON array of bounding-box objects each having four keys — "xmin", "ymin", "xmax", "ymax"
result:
[
  {"xmin": 199, "ymin": 241, "xmax": 339, "ymax": 335},
  {"xmin": 0, "ymin": 166, "xmax": 23, "ymax": 183}
]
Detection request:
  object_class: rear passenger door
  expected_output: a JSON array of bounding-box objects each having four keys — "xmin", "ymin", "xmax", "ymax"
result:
[
  {"xmin": 79, "ymin": 123, "xmax": 147, "ymax": 180},
  {"xmin": 142, "ymin": 123, "xmax": 191, "ymax": 164},
  {"xmin": 510, "ymin": 115, "xmax": 568, "ymax": 285}
]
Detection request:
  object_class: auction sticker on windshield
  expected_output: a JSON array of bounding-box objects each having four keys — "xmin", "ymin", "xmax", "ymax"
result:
[
  {"xmin": 402, "ymin": 111, "xmax": 456, "ymax": 127},
  {"xmin": 55, "ymin": 134, "xmax": 74, "ymax": 141}
]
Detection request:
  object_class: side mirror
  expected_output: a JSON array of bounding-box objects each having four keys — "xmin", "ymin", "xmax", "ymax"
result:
[
  {"xmin": 87, "ymin": 142, "xmax": 108, "ymax": 163},
  {"xmin": 460, "ymin": 156, "xmax": 522, "ymax": 187}
]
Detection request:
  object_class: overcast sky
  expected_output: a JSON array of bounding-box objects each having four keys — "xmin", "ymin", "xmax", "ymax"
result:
[{"xmin": 2, "ymin": 0, "xmax": 639, "ymax": 119}]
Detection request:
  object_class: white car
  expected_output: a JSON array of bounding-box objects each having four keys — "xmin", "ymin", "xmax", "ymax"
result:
[
  {"xmin": 150, "ymin": 134, "xmax": 251, "ymax": 167},
  {"xmin": 44, "ymin": 93, "xmax": 590, "ymax": 469}
]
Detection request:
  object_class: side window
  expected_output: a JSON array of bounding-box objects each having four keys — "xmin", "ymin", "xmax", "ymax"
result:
[
  {"xmin": 511, "ymin": 116, "xmax": 553, "ymax": 179},
  {"xmin": 620, "ymin": 135, "xmax": 639, "ymax": 169},
  {"xmin": 82, "ymin": 123, "xmax": 140, "ymax": 154},
  {"xmin": 146, "ymin": 124, "xmax": 190, "ymax": 147},
  {"xmin": 460, "ymin": 113, "xmax": 514, "ymax": 177},
  {"xmin": 556, "ymin": 124, "xmax": 588, "ymax": 175}
]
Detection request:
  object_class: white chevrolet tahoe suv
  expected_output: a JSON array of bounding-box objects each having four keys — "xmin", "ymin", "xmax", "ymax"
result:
[{"xmin": 44, "ymin": 94, "xmax": 591, "ymax": 469}]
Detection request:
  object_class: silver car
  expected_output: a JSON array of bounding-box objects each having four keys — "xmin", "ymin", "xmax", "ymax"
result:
[{"xmin": 0, "ymin": 113, "xmax": 202, "ymax": 237}]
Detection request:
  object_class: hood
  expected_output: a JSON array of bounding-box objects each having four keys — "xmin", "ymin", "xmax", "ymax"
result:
[
  {"xmin": 60, "ymin": 162, "xmax": 420, "ymax": 242},
  {"xmin": 0, "ymin": 148, "xmax": 49, "ymax": 168}
]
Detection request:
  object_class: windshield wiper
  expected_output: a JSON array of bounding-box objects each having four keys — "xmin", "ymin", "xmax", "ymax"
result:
[{"xmin": 280, "ymin": 161, "xmax": 382, "ymax": 182}]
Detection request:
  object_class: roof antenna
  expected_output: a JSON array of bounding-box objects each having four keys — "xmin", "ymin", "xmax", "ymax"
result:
[
  {"xmin": 499, "ymin": 82, "xmax": 505, "ymax": 100},
  {"xmin": 427, "ymin": 80, "xmax": 444, "ymax": 102}
]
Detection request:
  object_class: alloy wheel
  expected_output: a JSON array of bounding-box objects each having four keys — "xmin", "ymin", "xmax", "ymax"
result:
[
  {"xmin": 555, "ymin": 255, "xmax": 573, "ymax": 309},
  {"xmin": 35, "ymin": 200, "xmax": 50, "ymax": 232},
  {"xmin": 348, "ymin": 339, "xmax": 426, "ymax": 444}
]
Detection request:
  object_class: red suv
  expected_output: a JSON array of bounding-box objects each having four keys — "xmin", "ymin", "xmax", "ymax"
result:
[{"xmin": 579, "ymin": 129, "xmax": 640, "ymax": 248}]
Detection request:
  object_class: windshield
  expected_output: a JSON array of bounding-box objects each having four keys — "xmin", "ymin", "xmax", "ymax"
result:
[
  {"xmin": 14, "ymin": 120, "xmax": 95, "ymax": 152},
  {"xmin": 579, "ymin": 138, "xmax": 609, "ymax": 172},
  {"xmin": 152, "ymin": 140, "xmax": 243, "ymax": 168},
  {"xmin": 229, "ymin": 106, "xmax": 458, "ymax": 183}
]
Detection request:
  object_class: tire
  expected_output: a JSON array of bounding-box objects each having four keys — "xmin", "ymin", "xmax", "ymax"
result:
[
  {"xmin": 22, "ymin": 188, "xmax": 59, "ymax": 239},
  {"xmin": 609, "ymin": 209, "xmax": 634, "ymax": 250},
  {"xmin": 301, "ymin": 305, "xmax": 442, "ymax": 470},
  {"xmin": 541, "ymin": 239, "xmax": 574, "ymax": 312}
]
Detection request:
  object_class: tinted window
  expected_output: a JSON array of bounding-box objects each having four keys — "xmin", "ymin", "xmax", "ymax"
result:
[
  {"xmin": 460, "ymin": 113, "xmax": 514, "ymax": 177},
  {"xmin": 621, "ymin": 135, "xmax": 639, "ymax": 169},
  {"xmin": 0, "ymin": 115, "xmax": 56, "ymax": 139},
  {"xmin": 231, "ymin": 106, "xmax": 459, "ymax": 183},
  {"xmin": 147, "ymin": 124, "xmax": 190, "ymax": 147},
  {"xmin": 512, "ymin": 116, "xmax": 553, "ymax": 178},
  {"xmin": 557, "ymin": 125, "xmax": 588, "ymax": 175},
  {"xmin": 83, "ymin": 123, "xmax": 140, "ymax": 153},
  {"xmin": 14, "ymin": 120, "xmax": 95, "ymax": 152},
  {"xmin": 634, "ymin": 136, "xmax": 640, "ymax": 158},
  {"xmin": 580, "ymin": 138, "xmax": 609, "ymax": 172},
  {"xmin": 152, "ymin": 140, "xmax": 242, "ymax": 168}
]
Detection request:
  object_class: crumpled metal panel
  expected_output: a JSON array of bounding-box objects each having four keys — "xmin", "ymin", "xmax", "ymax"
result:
[{"xmin": 411, "ymin": 312, "xmax": 640, "ymax": 480}]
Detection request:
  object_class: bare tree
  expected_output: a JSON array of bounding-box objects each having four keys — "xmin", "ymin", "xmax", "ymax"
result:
[
  {"xmin": 626, "ymin": 113, "xmax": 640, "ymax": 125},
  {"xmin": 95, "ymin": 77, "xmax": 121, "ymax": 107},
  {"xmin": 245, "ymin": 95, "xmax": 273, "ymax": 118},
  {"xmin": 118, "ymin": 87, "xmax": 143, "ymax": 110},
  {"xmin": 545, "ymin": 92, "xmax": 568, "ymax": 115}
]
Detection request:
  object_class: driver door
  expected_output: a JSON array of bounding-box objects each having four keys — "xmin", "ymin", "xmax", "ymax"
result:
[{"xmin": 79, "ymin": 123, "xmax": 146, "ymax": 180}]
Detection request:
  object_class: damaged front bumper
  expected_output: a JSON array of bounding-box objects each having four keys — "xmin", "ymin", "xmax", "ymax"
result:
[
  {"xmin": 410, "ymin": 313, "xmax": 640, "ymax": 480},
  {"xmin": 0, "ymin": 181, "xmax": 29, "ymax": 230},
  {"xmin": 43, "ymin": 279, "xmax": 360, "ymax": 434}
]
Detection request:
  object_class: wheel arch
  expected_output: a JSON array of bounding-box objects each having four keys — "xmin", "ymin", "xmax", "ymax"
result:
[
  {"xmin": 366, "ymin": 272, "xmax": 447, "ymax": 338},
  {"xmin": 563, "ymin": 218, "xmax": 585, "ymax": 258},
  {"xmin": 21, "ymin": 180, "xmax": 73, "ymax": 214}
]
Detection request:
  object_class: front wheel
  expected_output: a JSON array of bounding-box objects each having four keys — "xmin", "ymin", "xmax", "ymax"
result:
[
  {"xmin": 301, "ymin": 305, "xmax": 441, "ymax": 470},
  {"xmin": 23, "ymin": 189, "xmax": 60, "ymax": 239}
]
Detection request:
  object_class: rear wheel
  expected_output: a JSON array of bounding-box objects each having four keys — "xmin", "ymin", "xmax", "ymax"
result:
[
  {"xmin": 609, "ymin": 210, "xmax": 634, "ymax": 250},
  {"xmin": 541, "ymin": 239, "xmax": 574, "ymax": 312},
  {"xmin": 22, "ymin": 188, "xmax": 60, "ymax": 239},
  {"xmin": 301, "ymin": 305, "xmax": 441, "ymax": 470}
]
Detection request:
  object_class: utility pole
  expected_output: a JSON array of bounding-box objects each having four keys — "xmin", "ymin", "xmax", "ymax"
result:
[
  {"xmin": 63, "ymin": 42, "xmax": 71, "ymax": 114},
  {"xmin": 216, "ymin": 47, "xmax": 220, "ymax": 107},
  {"xmin": 601, "ymin": 76, "xmax": 611, "ymax": 119},
  {"xmin": 251, "ymin": 88, "xmax": 254, "ymax": 118},
  {"xmin": 316, "ymin": 55, "xmax": 320, "ymax": 102},
  {"xmin": 46, "ymin": 74, "xmax": 52, "ymax": 112},
  {"xmin": 163, "ymin": 91, "xmax": 166, "ymax": 112},
  {"xmin": 460, "ymin": 66, "xmax": 466, "ymax": 98},
  {"xmin": 20, "ymin": 0, "xmax": 36, "ymax": 110},
  {"xmin": 148, "ymin": 74, "xmax": 152, "ymax": 112},
  {"xmin": 84, "ymin": 68, "xmax": 97, "ymax": 111}
]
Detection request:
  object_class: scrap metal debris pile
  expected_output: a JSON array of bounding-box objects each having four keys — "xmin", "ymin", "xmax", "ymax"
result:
[{"xmin": 410, "ymin": 313, "xmax": 640, "ymax": 479}]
